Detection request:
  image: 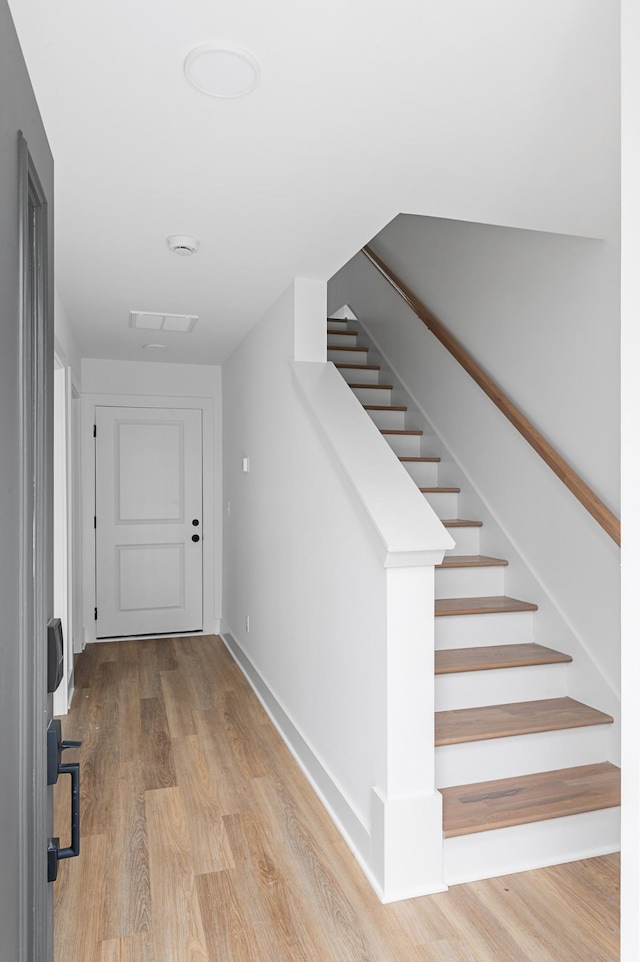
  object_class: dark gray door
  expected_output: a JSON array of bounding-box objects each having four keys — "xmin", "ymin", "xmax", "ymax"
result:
[{"xmin": 1, "ymin": 2, "xmax": 55, "ymax": 959}]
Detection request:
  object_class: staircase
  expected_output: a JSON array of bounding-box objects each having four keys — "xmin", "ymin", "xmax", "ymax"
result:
[{"xmin": 328, "ymin": 316, "xmax": 621, "ymax": 886}]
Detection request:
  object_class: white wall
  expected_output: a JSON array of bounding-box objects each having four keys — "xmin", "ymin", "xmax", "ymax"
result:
[
  {"xmin": 54, "ymin": 289, "xmax": 81, "ymax": 379},
  {"xmin": 222, "ymin": 280, "xmax": 451, "ymax": 899},
  {"xmin": 80, "ymin": 358, "xmax": 222, "ymax": 643},
  {"xmin": 328, "ymin": 220, "xmax": 620, "ymax": 720},
  {"xmin": 363, "ymin": 216, "xmax": 620, "ymax": 513}
]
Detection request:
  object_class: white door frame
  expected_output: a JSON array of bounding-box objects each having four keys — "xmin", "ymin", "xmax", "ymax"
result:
[
  {"xmin": 53, "ymin": 350, "xmax": 69, "ymax": 715},
  {"xmin": 52, "ymin": 340, "xmax": 80, "ymax": 712},
  {"xmin": 81, "ymin": 393, "xmax": 219, "ymax": 643}
]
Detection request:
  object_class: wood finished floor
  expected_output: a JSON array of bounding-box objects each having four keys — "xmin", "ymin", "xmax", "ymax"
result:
[{"xmin": 54, "ymin": 636, "xmax": 620, "ymax": 962}]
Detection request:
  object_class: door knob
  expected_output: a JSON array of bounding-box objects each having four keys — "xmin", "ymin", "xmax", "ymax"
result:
[
  {"xmin": 192, "ymin": 519, "xmax": 199, "ymax": 526},
  {"xmin": 192, "ymin": 534, "xmax": 200, "ymax": 542}
]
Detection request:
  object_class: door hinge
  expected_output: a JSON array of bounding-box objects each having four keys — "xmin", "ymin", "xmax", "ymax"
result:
[
  {"xmin": 94, "ymin": 607, "xmax": 97, "ymax": 620},
  {"xmin": 93, "ymin": 424, "xmax": 96, "ymax": 437},
  {"xmin": 94, "ymin": 515, "xmax": 96, "ymax": 529}
]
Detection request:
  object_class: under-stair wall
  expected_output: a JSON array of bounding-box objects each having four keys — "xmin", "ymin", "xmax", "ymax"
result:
[
  {"xmin": 328, "ymin": 222, "xmax": 621, "ymax": 754},
  {"xmin": 221, "ymin": 279, "xmax": 453, "ymax": 900}
]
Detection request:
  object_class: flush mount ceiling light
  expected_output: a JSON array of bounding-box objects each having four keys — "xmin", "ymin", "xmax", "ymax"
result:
[
  {"xmin": 184, "ymin": 43, "xmax": 260, "ymax": 98},
  {"xmin": 143, "ymin": 343, "xmax": 169, "ymax": 352},
  {"xmin": 167, "ymin": 234, "xmax": 199, "ymax": 256}
]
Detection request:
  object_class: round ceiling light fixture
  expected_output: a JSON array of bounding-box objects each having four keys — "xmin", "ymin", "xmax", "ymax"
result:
[
  {"xmin": 184, "ymin": 44, "xmax": 260, "ymax": 98},
  {"xmin": 167, "ymin": 234, "xmax": 200, "ymax": 256},
  {"xmin": 143, "ymin": 343, "xmax": 169, "ymax": 352}
]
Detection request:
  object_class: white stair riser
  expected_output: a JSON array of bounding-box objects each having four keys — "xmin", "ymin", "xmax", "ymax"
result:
[
  {"xmin": 435, "ymin": 663, "xmax": 570, "ymax": 711},
  {"xmin": 443, "ymin": 529, "xmax": 481, "ymax": 556},
  {"xmin": 365, "ymin": 409, "xmax": 406, "ymax": 430},
  {"xmin": 400, "ymin": 460, "xmax": 440, "ymax": 487},
  {"xmin": 422, "ymin": 491, "xmax": 459, "ymax": 520},
  {"xmin": 327, "ymin": 320, "xmax": 349, "ymax": 331},
  {"xmin": 435, "ymin": 564, "xmax": 505, "ymax": 599},
  {"xmin": 349, "ymin": 386, "xmax": 393, "ymax": 406},
  {"xmin": 443, "ymin": 807, "xmax": 620, "ymax": 886},
  {"xmin": 436, "ymin": 725, "xmax": 612, "ymax": 788},
  {"xmin": 435, "ymin": 609, "xmax": 535, "ymax": 648},
  {"xmin": 382, "ymin": 433, "xmax": 422, "ymax": 457},
  {"xmin": 328, "ymin": 347, "xmax": 369, "ymax": 365},
  {"xmin": 336, "ymin": 365, "xmax": 379, "ymax": 385},
  {"xmin": 327, "ymin": 332, "xmax": 358, "ymax": 347}
]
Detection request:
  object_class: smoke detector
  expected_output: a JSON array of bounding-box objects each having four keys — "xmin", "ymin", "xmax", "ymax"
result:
[{"xmin": 167, "ymin": 235, "xmax": 200, "ymax": 256}]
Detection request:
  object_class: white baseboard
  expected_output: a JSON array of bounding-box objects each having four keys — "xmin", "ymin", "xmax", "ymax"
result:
[{"xmin": 221, "ymin": 631, "xmax": 377, "ymax": 887}]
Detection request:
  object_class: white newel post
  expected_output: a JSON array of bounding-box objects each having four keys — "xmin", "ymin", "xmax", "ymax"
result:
[
  {"xmin": 290, "ymin": 296, "xmax": 452, "ymax": 902},
  {"xmin": 371, "ymin": 562, "xmax": 446, "ymax": 901}
]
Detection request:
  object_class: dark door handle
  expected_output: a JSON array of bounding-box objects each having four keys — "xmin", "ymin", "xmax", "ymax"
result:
[
  {"xmin": 56, "ymin": 760, "xmax": 80, "ymax": 861},
  {"xmin": 192, "ymin": 534, "xmax": 200, "ymax": 542},
  {"xmin": 192, "ymin": 519, "xmax": 199, "ymax": 526},
  {"xmin": 47, "ymin": 719, "xmax": 81, "ymax": 882}
]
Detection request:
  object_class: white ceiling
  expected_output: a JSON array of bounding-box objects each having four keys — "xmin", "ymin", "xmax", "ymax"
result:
[{"xmin": 8, "ymin": 0, "xmax": 619, "ymax": 365}]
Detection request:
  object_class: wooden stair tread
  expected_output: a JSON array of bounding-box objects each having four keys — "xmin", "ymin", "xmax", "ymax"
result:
[
  {"xmin": 421, "ymin": 486, "xmax": 461, "ymax": 494},
  {"xmin": 335, "ymin": 362, "xmax": 380, "ymax": 371},
  {"xmin": 435, "ymin": 596, "xmax": 538, "ymax": 616},
  {"xmin": 435, "ymin": 697, "xmax": 614, "ymax": 746},
  {"xmin": 381, "ymin": 429, "xmax": 423, "ymax": 436},
  {"xmin": 441, "ymin": 762, "xmax": 621, "ymax": 837},
  {"xmin": 435, "ymin": 643, "xmax": 572, "ymax": 675},
  {"xmin": 399, "ymin": 456, "xmax": 441, "ymax": 463},
  {"xmin": 363, "ymin": 404, "xmax": 408, "ymax": 412},
  {"xmin": 442, "ymin": 518, "xmax": 483, "ymax": 527},
  {"xmin": 348, "ymin": 383, "xmax": 393, "ymax": 390},
  {"xmin": 437, "ymin": 554, "xmax": 505, "ymax": 567},
  {"xmin": 328, "ymin": 346, "xmax": 368, "ymax": 353}
]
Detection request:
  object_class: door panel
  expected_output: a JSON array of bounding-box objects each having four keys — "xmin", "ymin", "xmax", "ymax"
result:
[{"xmin": 95, "ymin": 406, "xmax": 203, "ymax": 638}]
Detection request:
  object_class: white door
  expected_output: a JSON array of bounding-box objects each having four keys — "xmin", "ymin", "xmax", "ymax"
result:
[{"xmin": 95, "ymin": 405, "xmax": 203, "ymax": 638}]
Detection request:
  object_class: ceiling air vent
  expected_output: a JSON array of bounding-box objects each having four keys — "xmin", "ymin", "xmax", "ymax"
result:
[{"xmin": 129, "ymin": 311, "xmax": 198, "ymax": 333}]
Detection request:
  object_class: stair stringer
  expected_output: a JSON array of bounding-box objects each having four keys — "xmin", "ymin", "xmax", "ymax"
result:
[{"xmin": 354, "ymin": 318, "xmax": 620, "ymax": 765}]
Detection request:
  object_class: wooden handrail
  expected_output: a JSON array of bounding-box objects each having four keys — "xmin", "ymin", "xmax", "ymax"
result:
[{"xmin": 361, "ymin": 244, "xmax": 621, "ymax": 547}]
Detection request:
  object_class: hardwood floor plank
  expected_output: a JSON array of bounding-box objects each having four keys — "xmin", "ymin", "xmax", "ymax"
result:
[
  {"xmin": 173, "ymin": 732, "xmax": 236, "ymax": 874},
  {"xmin": 216, "ymin": 688, "xmax": 271, "ymax": 779},
  {"xmin": 196, "ymin": 870, "xmax": 263, "ymax": 962},
  {"xmin": 416, "ymin": 939, "xmax": 479, "ymax": 962},
  {"xmin": 472, "ymin": 861, "xmax": 620, "ymax": 962},
  {"xmin": 100, "ymin": 761, "xmax": 151, "ymax": 940},
  {"xmin": 428, "ymin": 885, "xmax": 532, "ymax": 962},
  {"xmin": 250, "ymin": 775, "xmax": 384, "ymax": 962},
  {"xmin": 161, "ymin": 667, "xmax": 198, "ymax": 737},
  {"xmin": 193, "ymin": 705, "xmax": 256, "ymax": 815},
  {"xmin": 173, "ymin": 636, "xmax": 222, "ymax": 709},
  {"xmin": 145, "ymin": 786, "xmax": 209, "ymax": 962},
  {"xmin": 54, "ymin": 833, "xmax": 107, "ymax": 962},
  {"xmin": 99, "ymin": 933, "xmax": 154, "ymax": 962},
  {"xmin": 140, "ymin": 695, "xmax": 177, "ymax": 790}
]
